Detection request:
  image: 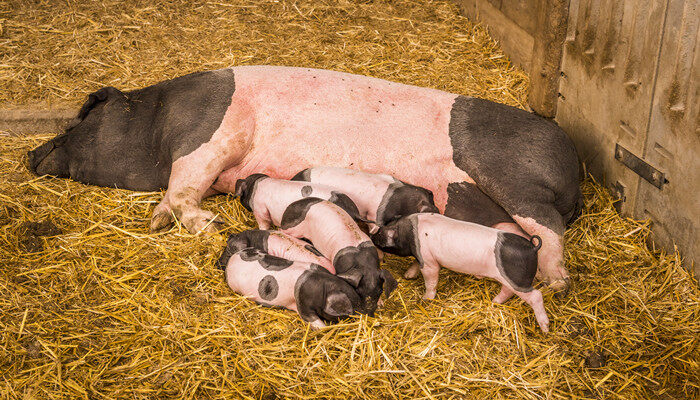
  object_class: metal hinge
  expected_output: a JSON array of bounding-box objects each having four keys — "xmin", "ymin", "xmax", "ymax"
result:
[{"xmin": 614, "ymin": 144, "xmax": 669, "ymax": 189}]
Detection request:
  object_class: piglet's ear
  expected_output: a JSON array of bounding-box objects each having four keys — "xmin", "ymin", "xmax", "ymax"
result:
[
  {"xmin": 324, "ymin": 293, "xmax": 354, "ymax": 317},
  {"xmin": 380, "ymin": 269, "xmax": 398, "ymax": 298},
  {"xmin": 337, "ymin": 270, "xmax": 362, "ymax": 288},
  {"xmin": 385, "ymin": 228, "xmax": 398, "ymax": 247},
  {"xmin": 234, "ymin": 179, "xmax": 246, "ymax": 197}
]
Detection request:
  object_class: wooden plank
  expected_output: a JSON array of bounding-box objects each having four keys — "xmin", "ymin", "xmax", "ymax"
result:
[
  {"xmin": 528, "ymin": 0, "xmax": 569, "ymax": 117},
  {"xmin": 454, "ymin": 0, "xmax": 534, "ymax": 71},
  {"xmin": 0, "ymin": 107, "xmax": 75, "ymax": 136}
]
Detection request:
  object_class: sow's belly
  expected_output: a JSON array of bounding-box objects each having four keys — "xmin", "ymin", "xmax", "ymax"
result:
[{"xmin": 214, "ymin": 66, "xmax": 474, "ymax": 210}]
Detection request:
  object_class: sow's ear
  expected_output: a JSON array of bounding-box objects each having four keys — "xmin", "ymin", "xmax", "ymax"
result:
[
  {"xmin": 67, "ymin": 86, "xmax": 123, "ymax": 130},
  {"xmin": 380, "ymin": 269, "xmax": 398, "ymax": 297},
  {"xmin": 323, "ymin": 293, "xmax": 354, "ymax": 317}
]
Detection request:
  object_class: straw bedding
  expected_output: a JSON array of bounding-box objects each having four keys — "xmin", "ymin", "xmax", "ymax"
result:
[{"xmin": 1, "ymin": 0, "xmax": 698, "ymax": 399}]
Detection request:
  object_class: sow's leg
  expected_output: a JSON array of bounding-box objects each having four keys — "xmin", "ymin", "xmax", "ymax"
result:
[
  {"xmin": 150, "ymin": 99, "xmax": 255, "ymax": 233},
  {"xmin": 444, "ymin": 181, "xmax": 528, "ymax": 238},
  {"xmin": 448, "ymin": 96, "xmax": 582, "ymax": 294}
]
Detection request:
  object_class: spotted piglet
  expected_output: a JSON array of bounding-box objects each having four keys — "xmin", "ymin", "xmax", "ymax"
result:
[
  {"xmin": 234, "ymin": 173, "xmax": 366, "ymax": 229},
  {"xmin": 217, "ymin": 229, "xmax": 334, "ymax": 273},
  {"xmin": 372, "ymin": 213, "xmax": 549, "ymax": 332},
  {"xmin": 220, "ymin": 247, "xmax": 362, "ymax": 329},
  {"xmin": 292, "ymin": 166, "xmax": 438, "ymax": 232},
  {"xmin": 280, "ymin": 197, "xmax": 398, "ymax": 314}
]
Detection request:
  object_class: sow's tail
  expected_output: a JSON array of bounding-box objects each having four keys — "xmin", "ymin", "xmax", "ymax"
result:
[{"xmin": 530, "ymin": 235, "xmax": 542, "ymax": 252}]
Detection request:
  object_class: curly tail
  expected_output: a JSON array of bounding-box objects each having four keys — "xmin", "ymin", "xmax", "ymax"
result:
[{"xmin": 530, "ymin": 235, "xmax": 542, "ymax": 252}]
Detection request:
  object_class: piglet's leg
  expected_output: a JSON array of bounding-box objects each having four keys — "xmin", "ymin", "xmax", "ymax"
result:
[
  {"xmin": 253, "ymin": 209, "xmax": 273, "ymax": 230},
  {"xmin": 308, "ymin": 319, "xmax": 327, "ymax": 329},
  {"xmin": 492, "ymin": 286, "xmax": 514, "ymax": 304},
  {"xmin": 514, "ymin": 288, "xmax": 549, "ymax": 333},
  {"xmin": 420, "ymin": 262, "xmax": 440, "ymax": 300},
  {"xmin": 404, "ymin": 260, "xmax": 421, "ymax": 280},
  {"xmin": 150, "ymin": 99, "xmax": 254, "ymax": 233}
]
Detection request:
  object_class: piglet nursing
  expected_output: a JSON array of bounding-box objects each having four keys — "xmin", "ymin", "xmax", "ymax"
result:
[
  {"xmin": 234, "ymin": 173, "xmax": 364, "ymax": 229},
  {"xmin": 220, "ymin": 247, "xmax": 362, "ymax": 329},
  {"xmin": 280, "ymin": 197, "xmax": 397, "ymax": 314},
  {"xmin": 372, "ymin": 213, "xmax": 549, "ymax": 332},
  {"xmin": 292, "ymin": 166, "xmax": 438, "ymax": 231}
]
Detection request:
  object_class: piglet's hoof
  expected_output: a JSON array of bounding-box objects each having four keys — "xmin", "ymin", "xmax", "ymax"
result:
[{"xmin": 150, "ymin": 210, "xmax": 174, "ymax": 233}]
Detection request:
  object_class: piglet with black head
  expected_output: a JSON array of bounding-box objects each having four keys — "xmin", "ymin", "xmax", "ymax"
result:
[
  {"xmin": 372, "ymin": 213, "xmax": 550, "ymax": 332},
  {"xmin": 291, "ymin": 166, "xmax": 438, "ymax": 233},
  {"xmin": 234, "ymin": 173, "xmax": 367, "ymax": 230},
  {"xmin": 217, "ymin": 229, "xmax": 334, "ymax": 273},
  {"xmin": 280, "ymin": 197, "xmax": 398, "ymax": 315},
  {"xmin": 223, "ymin": 247, "xmax": 362, "ymax": 328}
]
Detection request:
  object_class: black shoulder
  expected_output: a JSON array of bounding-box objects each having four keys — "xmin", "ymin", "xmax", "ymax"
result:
[{"xmin": 129, "ymin": 68, "xmax": 237, "ymax": 163}]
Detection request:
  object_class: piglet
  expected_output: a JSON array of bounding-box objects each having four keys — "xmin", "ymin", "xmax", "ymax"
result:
[
  {"xmin": 217, "ymin": 229, "xmax": 334, "ymax": 273},
  {"xmin": 234, "ymin": 173, "xmax": 365, "ymax": 229},
  {"xmin": 292, "ymin": 166, "xmax": 438, "ymax": 231},
  {"xmin": 372, "ymin": 213, "xmax": 549, "ymax": 332},
  {"xmin": 221, "ymin": 247, "xmax": 362, "ymax": 328},
  {"xmin": 280, "ymin": 197, "xmax": 398, "ymax": 314}
]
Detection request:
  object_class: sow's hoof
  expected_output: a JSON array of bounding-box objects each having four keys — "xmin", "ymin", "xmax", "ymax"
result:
[
  {"xmin": 150, "ymin": 210, "xmax": 174, "ymax": 233},
  {"xmin": 150, "ymin": 208, "xmax": 223, "ymax": 234},
  {"xmin": 180, "ymin": 209, "xmax": 224, "ymax": 234}
]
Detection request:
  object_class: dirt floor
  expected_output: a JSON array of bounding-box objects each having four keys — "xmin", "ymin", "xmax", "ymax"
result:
[{"xmin": 1, "ymin": 1, "xmax": 699, "ymax": 399}]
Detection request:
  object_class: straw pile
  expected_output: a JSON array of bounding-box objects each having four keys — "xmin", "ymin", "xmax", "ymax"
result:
[
  {"xmin": 1, "ymin": 1, "xmax": 698, "ymax": 399},
  {"xmin": 1, "ymin": 0, "xmax": 527, "ymax": 107}
]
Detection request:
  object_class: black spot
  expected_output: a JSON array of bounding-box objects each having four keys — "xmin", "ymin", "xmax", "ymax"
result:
[
  {"xmin": 236, "ymin": 247, "xmax": 293, "ymax": 271},
  {"xmin": 238, "ymin": 247, "xmax": 265, "ymax": 262},
  {"xmin": 279, "ymin": 197, "xmax": 323, "ymax": 229},
  {"xmin": 258, "ymin": 275, "xmax": 279, "ymax": 301},
  {"xmin": 494, "ymin": 232, "xmax": 539, "ymax": 291},
  {"xmin": 258, "ymin": 254, "xmax": 293, "ymax": 271},
  {"xmin": 301, "ymin": 185, "xmax": 313, "ymax": 197},
  {"xmin": 304, "ymin": 244, "xmax": 324, "ymax": 257}
]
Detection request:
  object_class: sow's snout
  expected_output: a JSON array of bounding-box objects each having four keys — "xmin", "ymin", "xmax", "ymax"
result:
[{"xmin": 27, "ymin": 139, "xmax": 67, "ymax": 177}]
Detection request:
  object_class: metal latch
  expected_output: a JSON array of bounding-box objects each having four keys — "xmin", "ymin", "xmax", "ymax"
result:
[{"xmin": 614, "ymin": 144, "xmax": 668, "ymax": 189}]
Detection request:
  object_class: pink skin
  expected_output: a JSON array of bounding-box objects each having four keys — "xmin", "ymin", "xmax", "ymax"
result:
[
  {"xmin": 249, "ymin": 177, "xmax": 347, "ymax": 230},
  {"xmin": 281, "ymin": 201, "xmax": 370, "ymax": 263},
  {"xmin": 411, "ymin": 213, "xmax": 549, "ymax": 332},
  {"xmin": 224, "ymin": 254, "xmax": 326, "ymax": 329},
  {"xmin": 266, "ymin": 231, "xmax": 335, "ymax": 273},
  {"xmin": 150, "ymin": 65, "xmax": 563, "ymax": 289}
]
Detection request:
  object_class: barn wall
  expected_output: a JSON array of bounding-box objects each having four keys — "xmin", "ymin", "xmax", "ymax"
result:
[
  {"xmin": 454, "ymin": 0, "xmax": 569, "ymax": 117},
  {"xmin": 454, "ymin": 0, "xmax": 699, "ymax": 275}
]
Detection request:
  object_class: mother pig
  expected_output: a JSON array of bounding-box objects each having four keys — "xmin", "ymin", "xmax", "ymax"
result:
[{"xmin": 27, "ymin": 66, "xmax": 581, "ymax": 292}]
